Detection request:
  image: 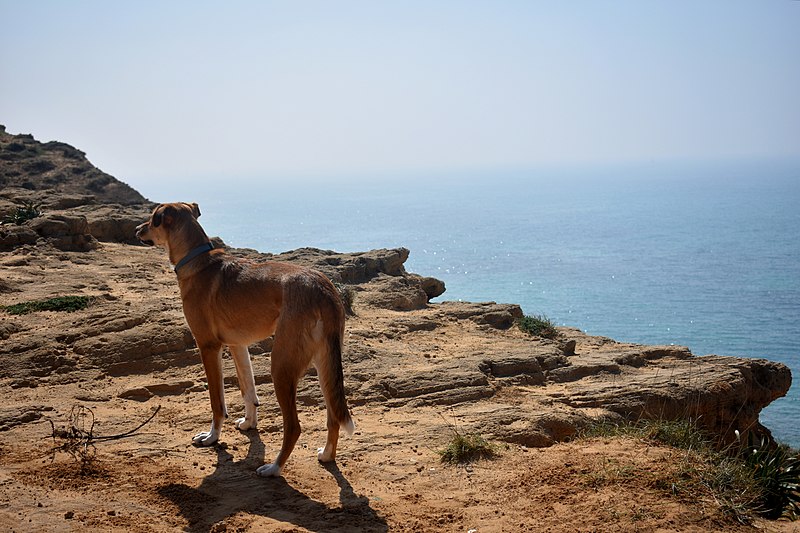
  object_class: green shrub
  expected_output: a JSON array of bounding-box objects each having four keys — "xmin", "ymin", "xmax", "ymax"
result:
[
  {"xmin": 438, "ymin": 429, "xmax": 497, "ymax": 464},
  {"xmin": 739, "ymin": 433, "xmax": 800, "ymax": 519},
  {"xmin": 517, "ymin": 314, "xmax": 559, "ymax": 339},
  {"xmin": 1, "ymin": 200, "xmax": 41, "ymax": 225},
  {"xmin": 23, "ymin": 159, "xmax": 55, "ymax": 174},
  {"xmin": 2, "ymin": 296, "xmax": 91, "ymax": 315}
]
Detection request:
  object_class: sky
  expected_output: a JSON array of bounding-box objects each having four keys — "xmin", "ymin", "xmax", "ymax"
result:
[{"xmin": 1, "ymin": 1, "xmax": 799, "ymax": 187}]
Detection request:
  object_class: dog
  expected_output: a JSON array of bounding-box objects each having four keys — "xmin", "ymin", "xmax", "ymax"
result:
[{"xmin": 135, "ymin": 202, "xmax": 354, "ymax": 477}]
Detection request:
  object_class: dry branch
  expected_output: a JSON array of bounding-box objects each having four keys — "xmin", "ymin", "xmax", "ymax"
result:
[{"xmin": 47, "ymin": 404, "xmax": 161, "ymax": 467}]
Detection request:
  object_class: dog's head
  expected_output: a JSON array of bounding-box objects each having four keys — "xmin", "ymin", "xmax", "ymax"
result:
[{"xmin": 135, "ymin": 202, "xmax": 202, "ymax": 246}]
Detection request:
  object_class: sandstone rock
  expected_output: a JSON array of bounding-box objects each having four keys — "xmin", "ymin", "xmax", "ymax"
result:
[
  {"xmin": 469, "ymin": 404, "xmax": 590, "ymax": 448},
  {"xmin": 119, "ymin": 380, "xmax": 196, "ymax": 401},
  {"xmin": 358, "ymin": 274, "xmax": 430, "ymax": 311},
  {"xmin": 416, "ymin": 274, "xmax": 446, "ymax": 301},
  {"xmin": 479, "ymin": 355, "xmax": 546, "ymax": 385},
  {"xmin": 380, "ymin": 361, "xmax": 491, "ymax": 405},
  {"xmin": 72, "ymin": 204, "xmax": 154, "ymax": 243},
  {"xmin": 45, "ymin": 194, "xmax": 96, "ymax": 210},
  {"xmin": 0, "ymin": 405, "xmax": 54, "ymax": 431},
  {"xmin": 560, "ymin": 339, "xmax": 577, "ymax": 356},
  {"xmin": 436, "ymin": 301, "xmax": 524, "ymax": 329},
  {"xmin": 270, "ymin": 247, "xmax": 409, "ymax": 282},
  {"xmin": 0, "ymin": 224, "xmax": 38, "ymax": 250},
  {"xmin": 73, "ymin": 322, "xmax": 196, "ymax": 373},
  {"xmin": 0, "ymin": 321, "xmax": 21, "ymax": 340},
  {"xmin": 254, "ymin": 247, "xmax": 447, "ymax": 311}
]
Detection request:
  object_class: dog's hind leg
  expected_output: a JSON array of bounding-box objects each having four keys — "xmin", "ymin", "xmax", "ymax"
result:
[
  {"xmin": 315, "ymin": 321, "xmax": 354, "ymax": 463},
  {"xmin": 193, "ymin": 342, "xmax": 227, "ymax": 446},
  {"xmin": 256, "ymin": 335, "xmax": 306, "ymax": 477},
  {"xmin": 230, "ymin": 344, "xmax": 259, "ymax": 431}
]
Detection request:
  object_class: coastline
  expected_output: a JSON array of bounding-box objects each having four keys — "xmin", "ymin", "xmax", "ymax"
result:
[{"xmin": 1, "ymin": 126, "xmax": 796, "ymax": 530}]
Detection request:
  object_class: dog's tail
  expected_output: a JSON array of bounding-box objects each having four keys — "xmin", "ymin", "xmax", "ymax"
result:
[{"xmin": 322, "ymin": 314, "xmax": 355, "ymax": 436}]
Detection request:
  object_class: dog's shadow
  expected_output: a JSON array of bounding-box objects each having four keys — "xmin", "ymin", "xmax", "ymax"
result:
[{"xmin": 157, "ymin": 431, "xmax": 387, "ymax": 533}]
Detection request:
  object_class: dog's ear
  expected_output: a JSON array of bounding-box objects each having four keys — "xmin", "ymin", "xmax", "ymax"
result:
[
  {"xmin": 161, "ymin": 205, "xmax": 177, "ymax": 227},
  {"xmin": 190, "ymin": 203, "xmax": 201, "ymax": 218},
  {"xmin": 152, "ymin": 205, "xmax": 164, "ymax": 228},
  {"xmin": 152, "ymin": 204, "xmax": 177, "ymax": 228}
]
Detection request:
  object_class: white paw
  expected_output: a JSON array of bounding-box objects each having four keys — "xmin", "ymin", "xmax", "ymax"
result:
[
  {"xmin": 256, "ymin": 463, "xmax": 282, "ymax": 477},
  {"xmin": 317, "ymin": 447, "xmax": 335, "ymax": 463},
  {"xmin": 235, "ymin": 417, "xmax": 257, "ymax": 431},
  {"xmin": 192, "ymin": 430, "xmax": 219, "ymax": 446}
]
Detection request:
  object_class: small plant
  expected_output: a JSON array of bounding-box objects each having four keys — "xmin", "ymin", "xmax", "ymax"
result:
[
  {"xmin": 438, "ymin": 429, "xmax": 497, "ymax": 464},
  {"xmin": 581, "ymin": 418, "xmax": 709, "ymax": 451},
  {"xmin": 335, "ymin": 283, "xmax": 356, "ymax": 316},
  {"xmin": 49, "ymin": 404, "xmax": 161, "ymax": 475},
  {"xmin": 2, "ymin": 295, "xmax": 91, "ymax": 315},
  {"xmin": 644, "ymin": 418, "xmax": 709, "ymax": 451},
  {"xmin": 1, "ymin": 200, "xmax": 41, "ymax": 225},
  {"xmin": 583, "ymin": 457, "xmax": 640, "ymax": 488},
  {"xmin": 738, "ymin": 432, "xmax": 800, "ymax": 519},
  {"xmin": 517, "ymin": 314, "xmax": 559, "ymax": 339},
  {"xmin": 50, "ymin": 405, "xmax": 99, "ymax": 474}
]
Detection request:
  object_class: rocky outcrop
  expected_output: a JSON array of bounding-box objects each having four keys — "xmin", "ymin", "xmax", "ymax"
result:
[
  {"xmin": 0, "ymin": 126, "xmax": 146, "ymax": 205},
  {"xmin": 3, "ymin": 237, "xmax": 789, "ymax": 446},
  {"xmin": 227, "ymin": 245, "xmax": 446, "ymax": 311},
  {"xmin": 0, "ymin": 126, "xmax": 792, "ymax": 454},
  {"xmin": 1, "ymin": 126, "xmax": 154, "ymax": 251}
]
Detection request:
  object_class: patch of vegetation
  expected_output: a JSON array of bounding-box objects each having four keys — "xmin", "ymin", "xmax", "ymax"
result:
[
  {"xmin": 22, "ymin": 159, "xmax": 56, "ymax": 174},
  {"xmin": 583, "ymin": 456, "xmax": 640, "ymax": 488},
  {"xmin": 1, "ymin": 200, "xmax": 41, "ymax": 225},
  {"xmin": 0, "ymin": 141, "xmax": 41, "ymax": 161},
  {"xmin": 582, "ymin": 417, "xmax": 694, "ymax": 448},
  {"xmin": 5, "ymin": 141, "xmax": 26, "ymax": 153},
  {"xmin": 740, "ymin": 433, "xmax": 800, "ymax": 519},
  {"xmin": 87, "ymin": 175, "xmax": 112, "ymax": 191},
  {"xmin": 517, "ymin": 313, "xmax": 559, "ymax": 339},
  {"xmin": 581, "ymin": 418, "xmax": 800, "ymax": 522},
  {"xmin": 2, "ymin": 295, "xmax": 91, "ymax": 315},
  {"xmin": 335, "ymin": 283, "xmax": 356, "ymax": 316},
  {"xmin": 438, "ymin": 429, "xmax": 498, "ymax": 464},
  {"xmin": 42, "ymin": 141, "xmax": 85, "ymax": 159}
]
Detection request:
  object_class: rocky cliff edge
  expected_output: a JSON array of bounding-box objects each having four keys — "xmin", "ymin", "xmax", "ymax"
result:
[{"xmin": 0, "ymin": 127, "xmax": 793, "ymax": 532}]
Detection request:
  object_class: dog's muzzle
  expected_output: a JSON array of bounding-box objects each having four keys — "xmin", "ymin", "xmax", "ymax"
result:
[{"xmin": 135, "ymin": 223, "xmax": 154, "ymax": 246}]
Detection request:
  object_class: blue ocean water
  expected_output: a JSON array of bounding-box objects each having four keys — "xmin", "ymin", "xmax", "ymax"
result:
[{"xmin": 142, "ymin": 161, "xmax": 799, "ymax": 446}]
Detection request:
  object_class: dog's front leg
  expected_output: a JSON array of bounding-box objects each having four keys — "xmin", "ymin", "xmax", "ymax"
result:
[
  {"xmin": 230, "ymin": 344, "xmax": 260, "ymax": 430},
  {"xmin": 193, "ymin": 343, "xmax": 227, "ymax": 446}
]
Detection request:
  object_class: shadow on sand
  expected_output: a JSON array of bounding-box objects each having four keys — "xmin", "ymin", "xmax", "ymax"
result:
[{"xmin": 157, "ymin": 431, "xmax": 387, "ymax": 532}]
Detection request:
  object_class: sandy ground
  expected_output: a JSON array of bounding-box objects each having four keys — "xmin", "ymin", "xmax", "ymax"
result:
[{"xmin": 3, "ymin": 348, "xmax": 798, "ymax": 532}]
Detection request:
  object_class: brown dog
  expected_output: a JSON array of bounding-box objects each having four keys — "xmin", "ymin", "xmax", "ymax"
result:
[{"xmin": 135, "ymin": 202, "xmax": 354, "ymax": 477}]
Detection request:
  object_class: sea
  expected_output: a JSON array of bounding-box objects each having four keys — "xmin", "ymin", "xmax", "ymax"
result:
[{"xmin": 140, "ymin": 160, "xmax": 800, "ymax": 447}]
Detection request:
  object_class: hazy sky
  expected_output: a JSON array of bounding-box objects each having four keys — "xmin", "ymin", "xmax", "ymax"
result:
[{"xmin": 1, "ymin": 1, "xmax": 798, "ymax": 185}]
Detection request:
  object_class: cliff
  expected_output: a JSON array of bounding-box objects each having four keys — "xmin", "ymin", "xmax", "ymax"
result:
[{"xmin": 0, "ymin": 127, "xmax": 793, "ymax": 532}]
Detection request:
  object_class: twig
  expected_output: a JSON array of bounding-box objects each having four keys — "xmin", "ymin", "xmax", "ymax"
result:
[
  {"xmin": 91, "ymin": 405, "xmax": 162, "ymax": 442},
  {"xmin": 48, "ymin": 404, "xmax": 162, "ymax": 450}
]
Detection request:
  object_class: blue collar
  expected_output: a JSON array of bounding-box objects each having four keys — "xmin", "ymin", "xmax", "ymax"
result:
[{"xmin": 174, "ymin": 242, "xmax": 214, "ymax": 273}]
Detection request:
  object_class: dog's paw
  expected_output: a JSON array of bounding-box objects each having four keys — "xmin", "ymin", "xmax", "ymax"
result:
[
  {"xmin": 235, "ymin": 417, "xmax": 257, "ymax": 431},
  {"xmin": 256, "ymin": 463, "xmax": 282, "ymax": 477},
  {"xmin": 192, "ymin": 430, "xmax": 219, "ymax": 446},
  {"xmin": 317, "ymin": 446, "xmax": 335, "ymax": 463}
]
